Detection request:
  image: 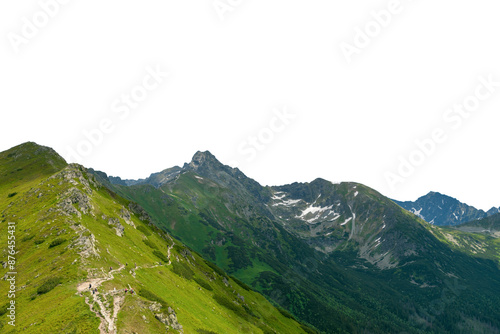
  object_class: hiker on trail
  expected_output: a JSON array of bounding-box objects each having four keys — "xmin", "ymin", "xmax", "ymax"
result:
[
  {"xmin": 126, "ymin": 262, "xmax": 128, "ymax": 266},
  {"xmin": 92, "ymin": 289, "xmax": 95, "ymax": 295},
  {"xmin": 89, "ymin": 283, "xmax": 92, "ymax": 289},
  {"xmin": 125, "ymin": 288, "xmax": 128, "ymax": 293},
  {"xmin": 110, "ymin": 266, "xmax": 112, "ymax": 271}
]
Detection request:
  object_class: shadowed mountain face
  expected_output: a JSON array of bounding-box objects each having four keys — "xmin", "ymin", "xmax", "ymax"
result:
[
  {"xmin": 95, "ymin": 149, "xmax": 500, "ymax": 333},
  {"xmin": 488, "ymin": 207, "xmax": 500, "ymax": 216},
  {"xmin": 393, "ymin": 192, "xmax": 497, "ymax": 226},
  {"xmin": 266, "ymin": 181, "xmax": 440, "ymax": 270}
]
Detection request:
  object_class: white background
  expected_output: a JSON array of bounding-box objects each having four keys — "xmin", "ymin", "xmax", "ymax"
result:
[{"xmin": 1, "ymin": 0, "xmax": 499, "ymax": 210}]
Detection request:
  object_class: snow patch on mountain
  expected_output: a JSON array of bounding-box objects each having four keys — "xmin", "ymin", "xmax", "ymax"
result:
[
  {"xmin": 271, "ymin": 192, "xmax": 286, "ymax": 200},
  {"xmin": 296, "ymin": 204, "xmax": 335, "ymax": 224},
  {"xmin": 411, "ymin": 207, "xmax": 425, "ymax": 220},
  {"xmin": 273, "ymin": 198, "xmax": 302, "ymax": 207},
  {"xmin": 341, "ymin": 217, "xmax": 352, "ymax": 226},
  {"xmin": 328, "ymin": 212, "xmax": 341, "ymax": 221}
]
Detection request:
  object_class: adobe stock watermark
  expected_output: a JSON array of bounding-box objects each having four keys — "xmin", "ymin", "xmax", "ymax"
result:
[
  {"xmin": 212, "ymin": 0, "xmax": 244, "ymax": 21},
  {"xmin": 6, "ymin": 221, "xmax": 17, "ymax": 327},
  {"xmin": 231, "ymin": 106, "xmax": 295, "ymax": 167},
  {"xmin": 385, "ymin": 74, "xmax": 499, "ymax": 190},
  {"xmin": 7, "ymin": 0, "xmax": 71, "ymax": 54},
  {"xmin": 339, "ymin": 0, "xmax": 414, "ymax": 64},
  {"xmin": 65, "ymin": 65, "xmax": 169, "ymax": 163}
]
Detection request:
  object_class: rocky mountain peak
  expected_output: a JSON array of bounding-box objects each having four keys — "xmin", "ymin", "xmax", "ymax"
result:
[
  {"xmin": 487, "ymin": 206, "xmax": 500, "ymax": 216},
  {"xmin": 186, "ymin": 150, "xmax": 221, "ymax": 170},
  {"xmin": 393, "ymin": 191, "xmax": 489, "ymax": 226}
]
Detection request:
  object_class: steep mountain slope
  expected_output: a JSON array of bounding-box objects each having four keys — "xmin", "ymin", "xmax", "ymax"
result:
[
  {"xmin": 98, "ymin": 151, "xmax": 500, "ymax": 334},
  {"xmin": 109, "ymin": 166, "xmax": 183, "ymax": 188},
  {"xmin": 393, "ymin": 191, "xmax": 496, "ymax": 226},
  {"xmin": 455, "ymin": 213, "xmax": 500, "ymax": 235},
  {"xmin": 268, "ymin": 180, "xmax": 438, "ymax": 269},
  {"xmin": 0, "ymin": 142, "xmax": 67, "ymax": 195},
  {"xmin": 0, "ymin": 143, "xmax": 311, "ymax": 333},
  {"xmin": 424, "ymin": 214, "xmax": 500, "ymax": 265}
]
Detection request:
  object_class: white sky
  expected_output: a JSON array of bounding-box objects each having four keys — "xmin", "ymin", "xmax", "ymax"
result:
[{"xmin": 1, "ymin": 0, "xmax": 499, "ymax": 211}]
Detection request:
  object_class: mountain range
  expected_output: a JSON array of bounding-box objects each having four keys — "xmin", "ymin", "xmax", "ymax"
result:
[
  {"xmin": 0, "ymin": 143, "xmax": 311, "ymax": 334},
  {"xmin": 394, "ymin": 192, "xmax": 500, "ymax": 226},
  {"xmin": 1, "ymin": 142, "xmax": 500, "ymax": 333}
]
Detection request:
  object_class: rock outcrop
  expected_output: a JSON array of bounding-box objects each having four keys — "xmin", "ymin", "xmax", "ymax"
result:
[
  {"xmin": 119, "ymin": 207, "xmax": 136, "ymax": 227},
  {"xmin": 107, "ymin": 217, "xmax": 125, "ymax": 237},
  {"xmin": 150, "ymin": 302, "xmax": 183, "ymax": 332},
  {"xmin": 70, "ymin": 225, "xmax": 100, "ymax": 259}
]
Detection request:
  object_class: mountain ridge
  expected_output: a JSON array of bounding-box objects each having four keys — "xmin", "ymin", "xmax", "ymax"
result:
[
  {"xmin": 0, "ymin": 142, "xmax": 313, "ymax": 333},
  {"xmin": 107, "ymin": 150, "xmax": 499, "ymax": 222},
  {"xmin": 5, "ymin": 142, "xmax": 500, "ymax": 333},
  {"xmin": 89, "ymin": 145, "xmax": 500, "ymax": 333},
  {"xmin": 393, "ymin": 191, "xmax": 499, "ymax": 226}
]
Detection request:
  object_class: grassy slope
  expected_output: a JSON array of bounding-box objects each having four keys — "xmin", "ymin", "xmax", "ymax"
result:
[
  {"xmin": 111, "ymin": 171, "xmax": 500, "ymax": 333},
  {"xmin": 0, "ymin": 143, "xmax": 310, "ymax": 333},
  {"xmin": 424, "ymin": 220, "xmax": 500, "ymax": 265}
]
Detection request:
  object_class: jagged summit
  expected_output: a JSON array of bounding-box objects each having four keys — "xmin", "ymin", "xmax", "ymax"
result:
[
  {"xmin": 191, "ymin": 150, "xmax": 218, "ymax": 163},
  {"xmin": 487, "ymin": 206, "xmax": 500, "ymax": 216},
  {"xmin": 184, "ymin": 150, "xmax": 224, "ymax": 171},
  {"xmin": 393, "ymin": 191, "xmax": 490, "ymax": 226},
  {"xmin": 105, "ymin": 151, "xmax": 226, "ymax": 188}
]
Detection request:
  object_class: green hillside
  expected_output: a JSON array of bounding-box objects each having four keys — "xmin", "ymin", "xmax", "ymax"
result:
[
  {"xmin": 98, "ymin": 152, "xmax": 500, "ymax": 333},
  {"xmin": 0, "ymin": 143, "xmax": 312, "ymax": 333},
  {"xmin": 424, "ymin": 214, "xmax": 500, "ymax": 265},
  {"xmin": 3, "ymin": 142, "xmax": 500, "ymax": 333}
]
